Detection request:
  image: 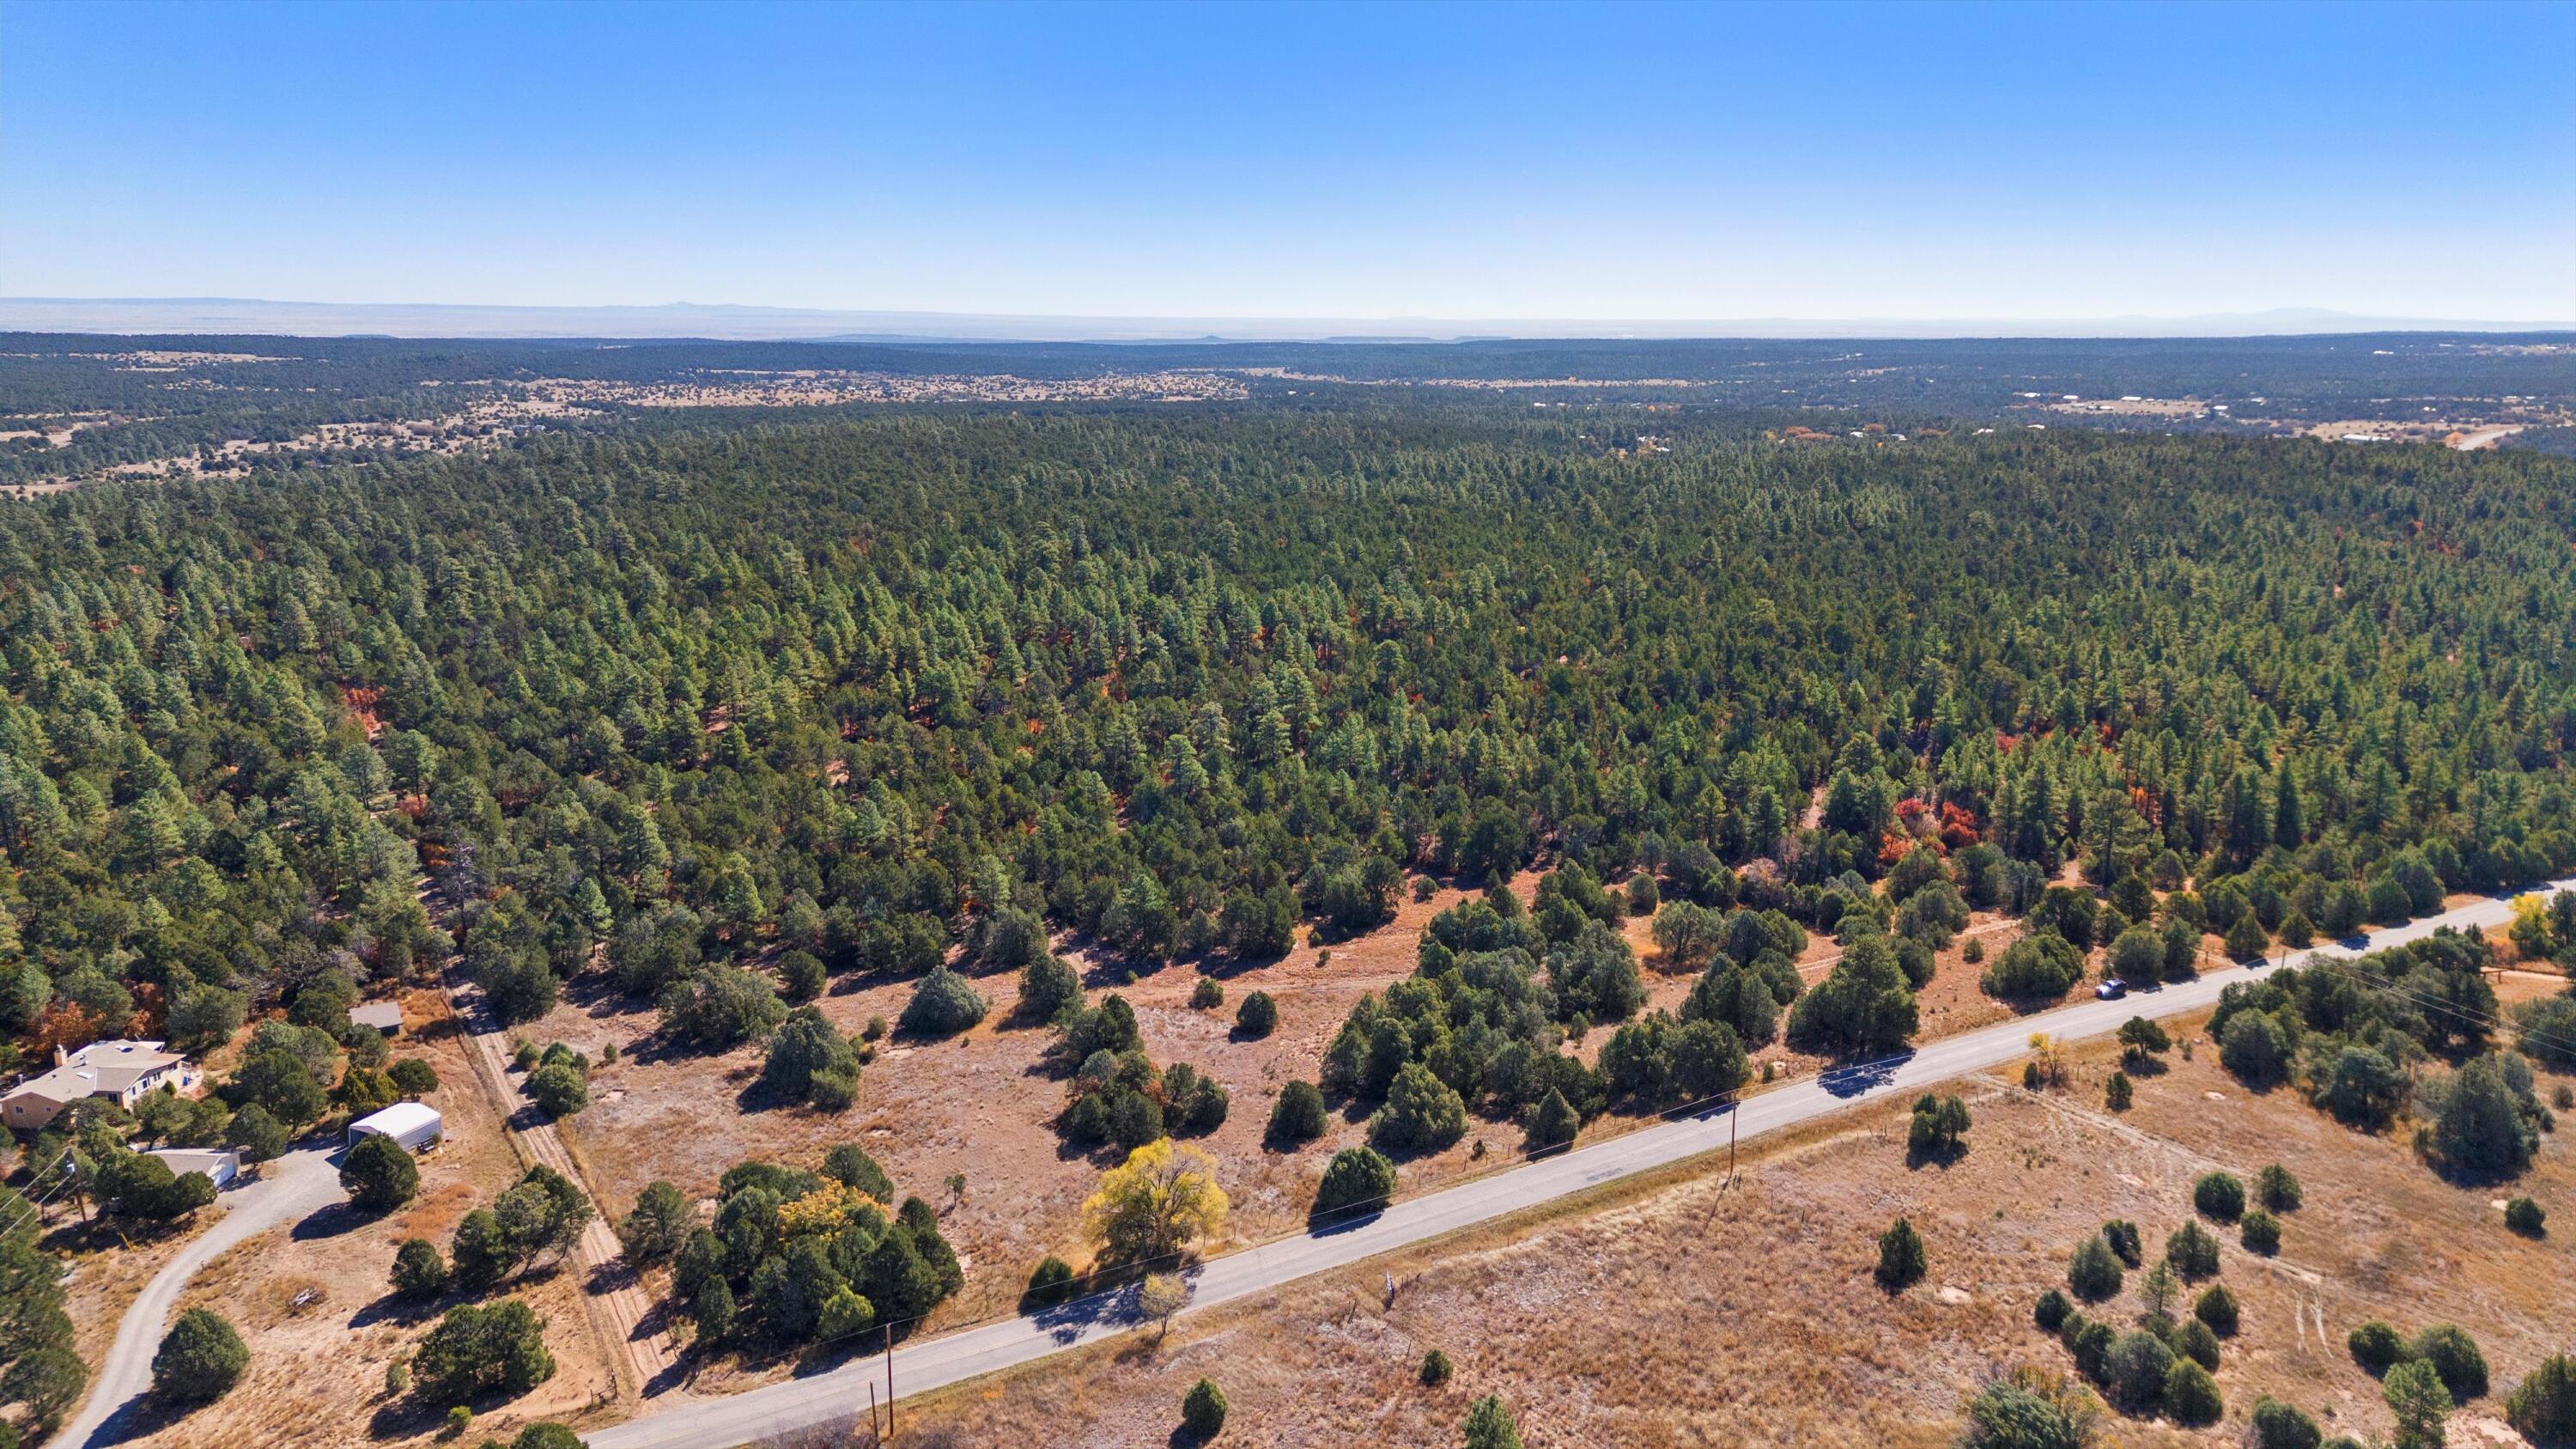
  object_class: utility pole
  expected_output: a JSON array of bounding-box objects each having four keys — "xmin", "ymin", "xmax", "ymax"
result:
[{"xmin": 882, "ymin": 1324, "xmax": 896, "ymax": 1446}]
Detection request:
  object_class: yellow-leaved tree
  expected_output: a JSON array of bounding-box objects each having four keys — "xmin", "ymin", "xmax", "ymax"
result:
[{"xmin": 1083, "ymin": 1139, "xmax": 1228, "ymax": 1268}]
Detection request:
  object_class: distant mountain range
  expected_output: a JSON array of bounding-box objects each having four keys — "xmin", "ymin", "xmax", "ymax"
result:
[{"xmin": 3, "ymin": 296, "xmax": 2570, "ymax": 343}]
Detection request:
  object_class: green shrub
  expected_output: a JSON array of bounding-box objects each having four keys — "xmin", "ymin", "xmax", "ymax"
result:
[
  {"xmin": 1522, "ymin": 1087, "xmax": 1581, "ymax": 1154},
  {"xmin": 898, "ymin": 967, "xmax": 987, "ymax": 1038},
  {"xmin": 1016, "ymin": 955, "xmax": 1082, "ymax": 1024},
  {"xmin": 2032, "ymin": 1288, "xmax": 2072, "ymax": 1330},
  {"xmin": 2504, "ymin": 1196, "xmax": 2546, "ymax": 1237},
  {"xmin": 2193, "ymin": 1170, "xmax": 2245, "ymax": 1221},
  {"xmin": 2348, "ymin": 1319, "xmax": 2409, "ymax": 1375},
  {"xmin": 1235, "ymin": 990, "xmax": 1278, "ymax": 1038},
  {"xmin": 1875, "ymin": 1215, "xmax": 1927, "ymax": 1290},
  {"xmin": 1979, "ymin": 932, "xmax": 2087, "ymax": 1000},
  {"xmin": 2193, "ymin": 1284, "xmax": 2239, "ymax": 1336},
  {"xmin": 2219, "ymin": 1009, "xmax": 2292, "ymax": 1087},
  {"xmin": 1461, "ymin": 1396, "xmax": 1522, "ymax": 1449},
  {"xmin": 1267, "ymin": 1081, "xmax": 1327, "ymax": 1145},
  {"xmin": 2385, "ymin": 1361, "xmax": 2455, "ymax": 1446},
  {"xmin": 2100, "ymin": 1220, "xmax": 2142, "ymax": 1268},
  {"xmin": 1190, "ymin": 977, "xmax": 1224, "ymax": 1010},
  {"xmin": 1905, "ymin": 1094, "xmax": 1971, "ymax": 1162},
  {"xmin": 1181, "ymin": 1378, "xmax": 1227, "ymax": 1435},
  {"xmin": 778, "ymin": 950, "xmax": 826, "ymax": 1003},
  {"xmin": 2505, "ymin": 1353, "xmax": 2576, "ymax": 1445},
  {"xmin": 151, "ymin": 1307, "xmax": 247, "ymax": 1404},
  {"xmin": 2064, "ymin": 1316, "xmax": 2116, "ymax": 1382},
  {"xmin": 2257, "ymin": 1162, "xmax": 2303, "ymax": 1212},
  {"xmin": 2165, "ymin": 1221, "xmax": 2220, "ymax": 1279},
  {"xmin": 1368, "ymin": 1063, "xmax": 1467, "ymax": 1155},
  {"xmin": 1420, "ymin": 1349, "xmax": 1454, "ymax": 1385},
  {"xmin": 1023, "ymin": 1256, "xmax": 1079, "ymax": 1311},
  {"xmin": 413, "ymin": 1299, "xmax": 556, "ymax": 1403},
  {"xmin": 2165, "ymin": 1357, "xmax": 2224, "ymax": 1427},
  {"xmin": 617, "ymin": 1182, "xmax": 692, "ymax": 1267},
  {"xmin": 2176, "ymin": 1315, "xmax": 2222, "ymax": 1371},
  {"xmin": 341, "ymin": 1132, "xmax": 420, "ymax": 1213},
  {"xmin": 818, "ymin": 1144, "xmax": 893, "ymax": 1199},
  {"xmin": 2105, "ymin": 1330, "xmax": 2175, "ymax": 1413},
  {"xmin": 393, "ymin": 1238, "xmax": 450, "ymax": 1302},
  {"xmin": 2248, "ymin": 1396, "xmax": 2323, "ymax": 1449},
  {"xmin": 2066, "ymin": 1236, "xmax": 2123, "ymax": 1301},
  {"xmin": 1311, "ymin": 1148, "xmax": 1398, "ymax": 1222},
  {"xmin": 2409, "ymin": 1324, "xmax": 2488, "ymax": 1399},
  {"xmin": 2240, "ymin": 1207, "xmax": 2281, "ymax": 1255},
  {"xmin": 526, "ymin": 1062, "xmax": 589, "ymax": 1117}
]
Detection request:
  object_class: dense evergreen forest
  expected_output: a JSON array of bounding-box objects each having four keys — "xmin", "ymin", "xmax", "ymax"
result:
[{"xmin": 3, "ymin": 407, "xmax": 2570, "ymax": 1039}]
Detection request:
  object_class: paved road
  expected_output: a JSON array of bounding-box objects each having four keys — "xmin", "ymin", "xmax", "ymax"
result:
[
  {"xmin": 586, "ymin": 878, "xmax": 2572, "ymax": 1449},
  {"xmin": 54, "ymin": 1143, "xmax": 344, "ymax": 1448}
]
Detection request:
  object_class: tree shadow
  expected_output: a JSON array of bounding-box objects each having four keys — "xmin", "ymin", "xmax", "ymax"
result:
[
  {"xmin": 730, "ymin": 1075, "xmax": 803, "ymax": 1116},
  {"xmin": 75, "ymin": 1388, "xmax": 191, "ymax": 1446},
  {"xmin": 290, "ymin": 1200, "xmax": 374, "ymax": 1242},
  {"xmin": 1305, "ymin": 1202, "xmax": 1388, "ymax": 1235},
  {"xmin": 362, "ymin": 1375, "xmax": 563, "ymax": 1437},
  {"xmin": 347, "ymin": 1289, "xmax": 442, "ymax": 1330},
  {"xmin": 1049, "ymin": 1131, "xmax": 1128, "ymax": 1167},
  {"xmin": 584, "ymin": 1257, "xmax": 644, "ymax": 1297},
  {"xmin": 1520, "ymin": 1129, "xmax": 1577, "ymax": 1162},
  {"xmin": 1819, "ymin": 1052, "xmax": 1912, "ymax": 1099}
]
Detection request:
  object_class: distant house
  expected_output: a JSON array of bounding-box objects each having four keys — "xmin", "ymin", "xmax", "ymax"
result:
[
  {"xmin": 350, "ymin": 1002, "xmax": 404, "ymax": 1036},
  {"xmin": 144, "ymin": 1147, "xmax": 240, "ymax": 1190},
  {"xmin": 1, "ymin": 1040, "xmax": 202, "ymax": 1131},
  {"xmin": 348, "ymin": 1101, "xmax": 443, "ymax": 1153}
]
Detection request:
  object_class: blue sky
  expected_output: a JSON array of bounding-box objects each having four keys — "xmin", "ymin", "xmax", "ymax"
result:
[{"xmin": 4, "ymin": 0, "xmax": 2571, "ymax": 322}]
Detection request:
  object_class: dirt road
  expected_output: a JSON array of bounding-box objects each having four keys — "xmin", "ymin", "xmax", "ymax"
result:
[{"xmin": 438, "ymin": 956, "xmax": 686, "ymax": 1402}]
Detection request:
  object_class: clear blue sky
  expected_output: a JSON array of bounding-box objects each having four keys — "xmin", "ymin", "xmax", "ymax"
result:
[{"xmin": 4, "ymin": 0, "xmax": 2570, "ymax": 322}]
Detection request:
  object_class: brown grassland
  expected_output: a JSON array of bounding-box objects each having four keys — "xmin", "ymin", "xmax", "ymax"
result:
[
  {"xmin": 540, "ymin": 874, "xmax": 2040, "ymax": 1385},
  {"xmin": 882, "ymin": 1008, "xmax": 2573, "ymax": 1448}
]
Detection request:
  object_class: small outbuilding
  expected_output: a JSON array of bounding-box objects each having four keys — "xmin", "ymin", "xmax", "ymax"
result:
[
  {"xmin": 144, "ymin": 1147, "xmax": 240, "ymax": 1190},
  {"xmin": 347, "ymin": 1101, "xmax": 443, "ymax": 1153},
  {"xmin": 350, "ymin": 1002, "xmax": 405, "ymax": 1036}
]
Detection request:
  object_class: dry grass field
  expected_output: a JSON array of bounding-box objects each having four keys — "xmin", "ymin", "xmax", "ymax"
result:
[
  {"xmin": 543, "ymin": 874, "xmax": 2043, "ymax": 1361},
  {"xmin": 884, "ymin": 1009, "xmax": 2574, "ymax": 1448}
]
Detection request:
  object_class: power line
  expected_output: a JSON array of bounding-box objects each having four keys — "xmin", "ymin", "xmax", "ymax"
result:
[{"xmin": 2198, "ymin": 935, "xmax": 2576, "ymax": 1061}]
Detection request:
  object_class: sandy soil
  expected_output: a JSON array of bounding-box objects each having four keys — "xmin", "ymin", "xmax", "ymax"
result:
[{"xmin": 889, "ymin": 1010, "xmax": 2576, "ymax": 1448}]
